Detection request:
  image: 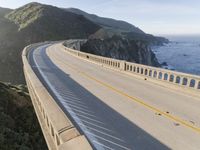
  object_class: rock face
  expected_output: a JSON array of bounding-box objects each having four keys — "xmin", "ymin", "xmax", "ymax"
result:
[
  {"xmin": 79, "ymin": 36, "xmax": 160, "ymax": 67},
  {"xmin": 0, "ymin": 82, "xmax": 47, "ymax": 150}
]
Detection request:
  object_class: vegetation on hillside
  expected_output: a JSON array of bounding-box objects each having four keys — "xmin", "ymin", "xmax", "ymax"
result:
[
  {"xmin": 0, "ymin": 82, "xmax": 47, "ymax": 150},
  {"xmin": 66, "ymin": 8, "xmax": 144, "ymax": 33},
  {"xmin": 6, "ymin": 2, "xmax": 100, "ymax": 39}
]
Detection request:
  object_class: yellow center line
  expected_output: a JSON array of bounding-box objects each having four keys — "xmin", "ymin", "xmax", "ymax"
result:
[
  {"xmin": 82, "ymin": 72, "xmax": 200, "ymax": 132},
  {"xmin": 51, "ymin": 46, "xmax": 200, "ymax": 134}
]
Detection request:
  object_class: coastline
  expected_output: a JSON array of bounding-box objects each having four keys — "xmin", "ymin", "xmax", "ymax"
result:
[{"xmin": 152, "ymin": 35, "xmax": 200, "ymax": 76}]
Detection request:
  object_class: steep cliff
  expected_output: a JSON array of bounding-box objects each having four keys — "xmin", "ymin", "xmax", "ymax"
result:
[{"xmin": 65, "ymin": 36, "xmax": 160, "ymax": 67}]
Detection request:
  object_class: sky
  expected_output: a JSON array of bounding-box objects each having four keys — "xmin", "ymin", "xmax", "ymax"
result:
[{"xmin": 0, "ymin": 0, "xmax": 200, "ymax": 35}]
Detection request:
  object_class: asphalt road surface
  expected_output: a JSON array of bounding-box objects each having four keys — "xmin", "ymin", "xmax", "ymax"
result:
[{"xmin": 28, "ymin": 43, "xmax": 200, "ymax": 150}]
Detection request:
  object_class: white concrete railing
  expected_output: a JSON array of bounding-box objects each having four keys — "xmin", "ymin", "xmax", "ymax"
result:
[
  {"xmin": 62, "ymin": 45, "xmax": 200, "ymax": 91},
  {"xmin": 22, "ymin": 43, "xmax": 92, "ymax": 150}
]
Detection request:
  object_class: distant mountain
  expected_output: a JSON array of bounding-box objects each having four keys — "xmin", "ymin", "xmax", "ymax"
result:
[
  {"xmin": 0, "ymin": 2, "xmax": 100, "ymax": 84},
  {"xmin": 65, "ymin": 8, "xmax": 144, "ymax": 34}
]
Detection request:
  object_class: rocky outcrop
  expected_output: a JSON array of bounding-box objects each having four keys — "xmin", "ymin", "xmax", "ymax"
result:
[
  {"xmin": 65, "ymin": 36, "xmax": 160, "ymax": 67},
  {"xmin": 63, "ymin": 39, "xmax": 87, "ymax": 50}
]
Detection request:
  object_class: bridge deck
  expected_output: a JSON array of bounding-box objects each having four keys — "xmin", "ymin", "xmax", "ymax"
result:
[{"xmin": 29, "ymin": 43, "xmax": 200, "ymax": 150}]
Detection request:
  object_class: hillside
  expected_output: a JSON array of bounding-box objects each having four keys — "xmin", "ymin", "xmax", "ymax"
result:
[
  {"xmin": 6, "ymin": 2, "xmax": 100, "ymax": 41},
  {"xmin": 0, "ymin": 82, "xmax": 47, "ymax": 150},
  {"xmin": 0, "ymin": 2, "xmax": 100, "ymax": 84},
  {"xmin": 0, "ymin": 7, "xmax": 11, "ymax": 17},
  {"xmin": 66, "ymin": 8, "xmax": 144, "ymax": 33}
]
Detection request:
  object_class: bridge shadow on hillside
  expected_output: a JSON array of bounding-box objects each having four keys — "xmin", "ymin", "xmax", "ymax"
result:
[{"xmin": 31, "ymin": 48, "xmax": 170, "ymax": 150}]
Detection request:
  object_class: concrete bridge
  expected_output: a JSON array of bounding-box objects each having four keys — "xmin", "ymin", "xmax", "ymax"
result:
[{"xmin": 22, "ymin": 42, "xmax": 200, "ymax": 150}]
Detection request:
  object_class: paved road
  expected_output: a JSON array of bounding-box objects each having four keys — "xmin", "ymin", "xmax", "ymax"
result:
[{"xmin": 29, "ymin": 43, "xmax": 200, "ymax": 150}]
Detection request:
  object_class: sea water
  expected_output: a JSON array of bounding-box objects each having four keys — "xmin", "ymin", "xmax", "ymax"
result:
[{"xmin": 152, "ymin": 35, "xmax": 200, "ymax": 76}]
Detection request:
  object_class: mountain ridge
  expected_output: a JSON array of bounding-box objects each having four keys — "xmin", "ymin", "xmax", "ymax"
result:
[
  {"xmin": 0, "ymin": 7, "xmax": 12, "ymax": 17},
  {"xmin": 65, "ymin": 7, "xmax": 144, "ymax": 34},
  {"xmin": 64, "ymin": 8, "xmax": 168, "ymax": 45},
  {"xmin": 6, "ymin": 2, "xmax": 100, "ymax": 39}
]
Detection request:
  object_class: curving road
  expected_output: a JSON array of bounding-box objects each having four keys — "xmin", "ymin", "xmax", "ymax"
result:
[{"xmin": 28, "ymin": 42, "xmax": 200, "ymax": 150}]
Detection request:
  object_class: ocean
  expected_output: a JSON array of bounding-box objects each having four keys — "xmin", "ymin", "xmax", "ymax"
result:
[{"xmin": 152, "ymin": 35, "xmax": 200, "ymax": 76}]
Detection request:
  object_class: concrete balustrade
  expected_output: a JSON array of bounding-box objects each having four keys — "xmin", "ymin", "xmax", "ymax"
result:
[
  {"xmin": 62, "ymin": 44, "xmax": 200, "ymax": 91},
  {"xmin": 22, "ymin": 43, "xmax": 92, "ymax": 150}
]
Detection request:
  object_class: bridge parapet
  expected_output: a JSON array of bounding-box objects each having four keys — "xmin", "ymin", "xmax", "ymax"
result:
[
  {"xmin": 22, "ymin": 43, "xmax": 92, "ymax": 150},
  {"xmin": 62, "ymin": 44, "xmax": 200, "ymax": 92}
]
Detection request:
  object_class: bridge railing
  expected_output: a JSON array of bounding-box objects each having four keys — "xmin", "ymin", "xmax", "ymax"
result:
[
  {"xmin": 62, "ymin": 45, "xmax": 200, "ymax": 91},
  {"xmin": 22, "ymin": 43, "xmax": 92, "ymax": 150}
]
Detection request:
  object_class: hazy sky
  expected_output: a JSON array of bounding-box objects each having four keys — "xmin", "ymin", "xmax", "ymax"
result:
[{"xmin": 0, "ymin": 0, "xmax": 200, "ymax": 35}]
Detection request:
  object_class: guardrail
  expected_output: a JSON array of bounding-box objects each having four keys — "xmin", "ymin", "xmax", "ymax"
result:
[
  {"xmin": 62, "ymin": 45, "xmax": 200, "ymax": 91},
  {"xmin": 22, "ymin": 43, "xmax": 92, "ymax": 150}
]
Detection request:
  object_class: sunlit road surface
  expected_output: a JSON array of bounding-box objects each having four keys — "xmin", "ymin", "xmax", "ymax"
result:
[{"xmin": 29, "ymin": 43, "xmax": 200, "ymax": 150}]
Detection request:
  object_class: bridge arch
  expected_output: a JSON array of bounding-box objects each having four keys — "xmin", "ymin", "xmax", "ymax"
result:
[
  {"xmin": 169, "ymin": 75, "xmax": 174, "ymax": 82},
  {"xmin": 164, "ymin": 73, "xmax": 168, "ymax": 80},
  {"xmin": 189, "ymin": 79, "xmax": 195, "ymax": 88},
  {"xmin": 158, "ymin": 72, "xmax": 162, "ymax": 79},
  {"xmin": 176, "ymin": 76, "xmax": 181, "ymax": 84},
  {"xmin": 182, "ymin": 77, "xmax": 188, "ymax": 85}
]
